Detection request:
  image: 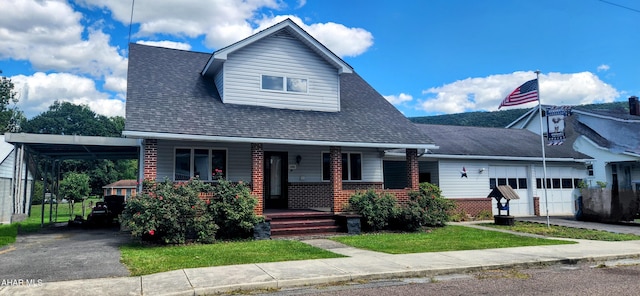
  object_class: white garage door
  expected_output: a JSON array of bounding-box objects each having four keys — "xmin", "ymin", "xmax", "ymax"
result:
[
  {"xmin": 534, "ymin": 166, "xmax": 582, "ymax": 216},
  {"xmin": 489, "ymin": 166, "xmax": 532, "ymax": 216}
]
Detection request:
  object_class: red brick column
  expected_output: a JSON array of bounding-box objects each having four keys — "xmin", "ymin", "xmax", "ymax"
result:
[
  {"xmin": 143, "ymin": 139, "xmax": 158, "ymax": 182},
  {"xmin": 251, "ymin": 143, "xmax": 264, "ymax": 215},
  {"xmin": 533, "ymin": 196, "xmax": 540, "ymax": 216},
  {"xmin": 330, "ymin": 146, "xmax": 345, "ymax": 212},
  {"xmin": 406, "ymin": 148, "xmax": 419, "ymax": 191}
]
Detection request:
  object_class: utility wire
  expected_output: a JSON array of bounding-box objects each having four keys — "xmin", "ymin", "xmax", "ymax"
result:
[{"xmin": 597, "ymin": 0, "xmax": 640, "ymax": 14}]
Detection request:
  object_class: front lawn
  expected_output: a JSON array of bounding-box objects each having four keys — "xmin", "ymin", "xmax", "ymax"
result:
[
  {"xmin": 0, "ymin": 224, "xmax": 18, "ymax": 247},
  {"xmin": 482, "ymin": 221, "xmax": 640, "ymax": 241},
  {"xmin": 120, "ymin": 240, "xmax": 345, "ymax": 276},
  {"xmin": 331, "ymin": 225, "xmax": 575, "ymax": 254}
]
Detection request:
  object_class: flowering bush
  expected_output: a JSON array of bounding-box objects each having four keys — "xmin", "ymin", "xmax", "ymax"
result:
[
  {"xmin": 121, "ymin": 179, "xmax": 217, "ymax": 244},
  {"xmin": 397, "ymin": 182, "xmax": 455, "ymax": 231},
  {"xmin": 121, "ymin": 177, "xmax": 260, "ymax": 244}
]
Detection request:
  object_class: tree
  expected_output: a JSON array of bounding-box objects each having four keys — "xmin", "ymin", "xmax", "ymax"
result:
[
  {"xmin": 20, "ymin": 101, "xmax": 120, "ymax": 136},
  {"xmin": 23, "ymin": 101, "xmax": 137, "ymax": 195},
  {"xmin": 59, "ymin": 172, "xmax": 90, "ymax": 219},
  {"xmin": 0, "ymin": 70, "xmax": 24, "ymax": 133}
]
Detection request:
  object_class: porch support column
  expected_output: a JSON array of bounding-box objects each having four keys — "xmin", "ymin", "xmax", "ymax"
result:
[
  {"xmin": 143, "ymin": 139, "xmax": 158, "ymax": 192},
  {"xmin": 330, "ymin": 146, "xmax": 345, "ymax": 212},
  {"xmin": 251, "ymin": 143, "xmax": 264, "ymax": 215},
  {"xmin": 406, "ymin": 148, "xmax": 419, "ymax": 191}
]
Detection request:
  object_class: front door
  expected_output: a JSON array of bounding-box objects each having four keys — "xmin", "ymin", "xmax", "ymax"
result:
[{"xmin": 264, "ymin": 152, "xmax": 288, "ymax": 209}]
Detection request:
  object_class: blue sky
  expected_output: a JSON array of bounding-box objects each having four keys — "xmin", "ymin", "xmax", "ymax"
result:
[{"xmin": 1, "ymin": 0, "xmax": 638, "ymax": 119}]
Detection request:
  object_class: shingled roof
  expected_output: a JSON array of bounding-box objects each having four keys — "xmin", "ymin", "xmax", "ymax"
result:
[
  {"xmin": 124, "ymin": 43, "xmax": 434, "ymax": 149},
  {"xmin": 414, "ymin": 123, "xmax": 590, "ymax": 160}
]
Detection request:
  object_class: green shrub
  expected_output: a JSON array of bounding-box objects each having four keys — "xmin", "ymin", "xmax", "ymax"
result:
[
  {"xmin": 208, "ymin": 179, "xmax": 261, "ymax": 240},
  {"xmin": 347, "ymin": 189, "xmax": 399, "ymax": 231},
  {"xmin": 397, "ymin": 183, "xmax": 455, "ymax": 231},
  {"xmin": 475, "ymin": 210, "xmax": 494, "ymax": 221},
  {"xmin": 120, "ymin": 179, "xmax": 218, "ymax": 244}
]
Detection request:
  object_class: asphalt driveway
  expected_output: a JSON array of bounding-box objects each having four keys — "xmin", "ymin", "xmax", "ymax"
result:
[{"xmin": 0, "ymin": 225, "xmax": 131, "ymax": 283}]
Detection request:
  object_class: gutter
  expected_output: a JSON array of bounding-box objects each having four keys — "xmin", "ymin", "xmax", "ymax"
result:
[{"xmin": 122, "ymin": 131, "xmax": 439, "ymax": 150}]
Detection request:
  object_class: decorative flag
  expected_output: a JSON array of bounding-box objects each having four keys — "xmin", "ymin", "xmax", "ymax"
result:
[
  {"xmin": 546, "ymin": 106, "xmax": 572, "ymax": 146},
  {"xmin": 499, "ymin": 79, "xmax": 539, "ymax": 109}
]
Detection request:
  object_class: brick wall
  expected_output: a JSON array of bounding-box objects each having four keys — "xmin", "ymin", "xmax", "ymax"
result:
[
  {"xmin": 288, "ymin": 183, "xmax": 332, "ymax": 208},
  {"xmin": 143, "ymin": 139, "xmax": 158, "ymax": 189},
  {"xmin": 330, "ymin": 146, "xmax": 345, "ymax": 211},
  {"xmin": 251, "ymin": 143, "xmax": 264, "ymax": 215},
  {"xmin": 406, "ymin": 148, "xmax": 419, "ymax": 191},
  {"xmin": 452, "ymin": 198, "xmax": 493, "ymax": 217}
]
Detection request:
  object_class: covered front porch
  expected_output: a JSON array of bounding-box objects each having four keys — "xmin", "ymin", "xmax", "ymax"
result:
[{"xmin": 141, "ymin": 140, "xmax": 424, "ymax": 216}]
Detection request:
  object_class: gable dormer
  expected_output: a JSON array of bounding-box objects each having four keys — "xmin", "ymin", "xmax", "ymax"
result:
[{"xmin": 201, "ymin": 19, "xmax": 353, "ymax": 112}]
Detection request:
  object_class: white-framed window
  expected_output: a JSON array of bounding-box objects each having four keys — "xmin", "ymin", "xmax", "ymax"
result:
[
  {"xmin": 174, "ymin": 148, "xmax": 227, "ymax": 181},
  {"xmin": 261, "ymin": 74, "xmax": 308, "ymax": 93},
  {"xmin": 322, "ymin": 152, "xmax": 362, "ymax": 181}
]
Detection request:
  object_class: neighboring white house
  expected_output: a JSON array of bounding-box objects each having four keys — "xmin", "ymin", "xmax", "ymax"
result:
[
  {"xmin": 0, "ymin": 135, "xmax": 33, "ymax": 224},
  {"xmin": 507, "ymin": 98, "xmax": 640, "ymax": 196},
  {"xmin": 384, "ymin": 124, "xmax": 591, "ymax": 216},
  {"xmin": 507, "ymin": 98, "xmax": 640, "ymax": 220}
]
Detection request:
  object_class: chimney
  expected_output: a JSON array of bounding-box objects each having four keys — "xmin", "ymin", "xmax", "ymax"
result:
[{"xmin": 630, "ymin": 96, "xmax": 639, "ymax": 116}]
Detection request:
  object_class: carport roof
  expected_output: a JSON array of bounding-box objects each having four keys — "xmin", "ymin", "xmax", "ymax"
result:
[{"xmin": 3, "ymin": 133, "xmax": 141, "ymax": 160}]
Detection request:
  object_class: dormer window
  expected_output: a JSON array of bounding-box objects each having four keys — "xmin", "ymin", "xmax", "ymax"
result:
[{"xmin": 261, "ymin": 75, "xmax": 308, "ymax": 93}]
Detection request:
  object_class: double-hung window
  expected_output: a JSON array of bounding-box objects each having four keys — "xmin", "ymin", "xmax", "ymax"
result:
[
  {"xmin": 174, "ymin": 148, "xmax": 227, "ymax": 181},
  {"xmin": 261, "ymin": 75, "xmax": 308, "ymax": 93},
  {"xmin": 322, "ymin": 152, "xmax": 362, "ymax": 181}
]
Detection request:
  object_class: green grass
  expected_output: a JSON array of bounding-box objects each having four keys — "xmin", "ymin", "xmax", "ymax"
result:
[
  {"xmin": 482, "ymin": 221, "xmax": 640, "ymax": 241},
  {"xmin": 0, "ymin": 224, "xmax": 18, "ymax": 247},
  {"xmin": 331, "ymin": 225, "xmax": 575, "ymax": 254},
  {"xmin": 120, "ymin": 240, "xmax": 345, "ymax": 276}
]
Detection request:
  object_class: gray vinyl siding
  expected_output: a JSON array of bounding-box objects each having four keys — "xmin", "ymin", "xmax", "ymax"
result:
[
  {"xmin": 263, "ymin": 144, "xmax": 382, "ymax": 183},
  {"xmin": 156, "ymin": 140, "xmax": 252, "ymax": 182},
  {"xmin": 221, "ymin": 31, "xmax": 340, "ymax": 112}
]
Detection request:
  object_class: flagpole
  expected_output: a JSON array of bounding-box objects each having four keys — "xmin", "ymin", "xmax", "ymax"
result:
[{"xmin": 534, "ymin": 70, "xmax": 551, "ymax": 228}]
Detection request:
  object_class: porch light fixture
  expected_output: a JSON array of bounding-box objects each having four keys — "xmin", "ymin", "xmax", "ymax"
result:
[
  {"xmin": 296, "ymin": 155, "xmax": 302, "ymax": 165},
  {"xmin": 479, "ymin": 168, "xmax": 485, "ymax": 173}
]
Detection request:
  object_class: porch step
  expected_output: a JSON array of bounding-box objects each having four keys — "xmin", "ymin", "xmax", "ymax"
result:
[{"xmin": 266, "ymin": 210, "xmax": 342, "ymax": 237}]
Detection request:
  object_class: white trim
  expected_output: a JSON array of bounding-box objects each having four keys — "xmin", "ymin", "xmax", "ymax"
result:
[
  {"xmin": 321, "ymin": 151, "xmax": 363, "ymax": 182},
  {"xmin": 202, "ymin": 19, "xmax": 353, "ymax": 76},
  {"xmin": 384, "ymin": 151, "xmax": 590, "ymax": 162},
  {"xmin": 122, "ymin": 131, "xmax": 438, "ymax": 150},
  {"xmin": 173, "ymin": 147, "xmax": 228, "ymax": 181}
]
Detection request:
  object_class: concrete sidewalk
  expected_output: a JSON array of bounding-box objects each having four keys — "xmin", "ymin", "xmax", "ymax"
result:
[{"xmin": 3, "ymin": 223, "xmax": 640, "ymax": 296}]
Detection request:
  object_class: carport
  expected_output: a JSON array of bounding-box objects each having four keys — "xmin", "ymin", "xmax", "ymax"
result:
[{"xmin": 3, "ymin": 133, "xmax": 142, "ymax": 226}]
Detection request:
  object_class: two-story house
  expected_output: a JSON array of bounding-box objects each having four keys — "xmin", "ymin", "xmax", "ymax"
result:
[{"xmin": 123, "ymin": 19, "xmax": 437, "ymax": 217}]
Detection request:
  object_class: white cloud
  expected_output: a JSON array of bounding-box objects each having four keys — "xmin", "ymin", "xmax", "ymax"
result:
[
  {"xmin": 418, "ymin": 71, "xmax": 619, "ymax": 114},
  {"xmin": 384, "ymin": 93, "xmax": 413, "ymax": 105},
  {"xmin": 255, "ymin": 15, "xmax": 374, "ymax": 57},
  {"xmin": 136, "ymin": 40, "xmax": 192, "ymax": 51},
  {"xmin": 0, "ymin": 0, "xmax": 127, "ymax": 79},
  {"xmin": 597, "ymin": 64, "xmax": 610, "ymax": 72},
  {"xmin": 79, "ymin": 1, "xmax": 373, "ymax": 57},
  {"xmin": 79, "ymin": 0, "xmax": 283, "ymax": 49},
  {"xmin": 11, "ymin": 73, "xmax": 125, "ymax": 118}
]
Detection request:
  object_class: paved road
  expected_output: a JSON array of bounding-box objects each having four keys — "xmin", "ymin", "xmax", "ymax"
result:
[
  {"xmin": 257, "ymin": 261, "xmax": 640, "ymax": 296},
  {"xmin": 0, "ymin": 226, "xmax": 131, "ymax": 283}
]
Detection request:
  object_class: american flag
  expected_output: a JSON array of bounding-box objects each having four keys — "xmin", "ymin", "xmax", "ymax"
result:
[{"xmin": 499, "ymin": 79, "xmax": 539, "ymax": 109}]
